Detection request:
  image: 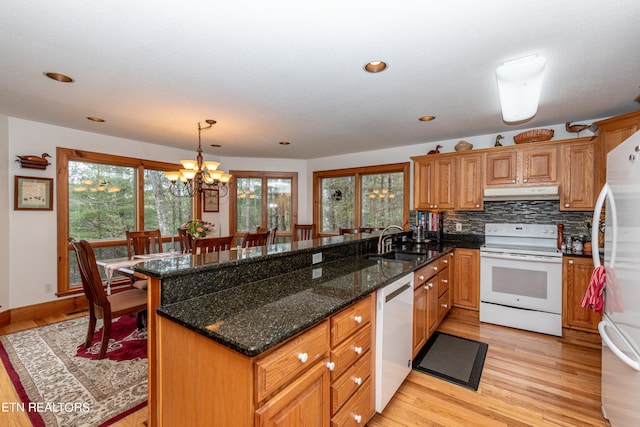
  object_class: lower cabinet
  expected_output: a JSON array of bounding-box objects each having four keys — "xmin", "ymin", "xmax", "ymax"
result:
[
  {"xmin": 412, "ymin": 253, "xmax": 451, "ymax": 358},
  {"xmin": 157, "ymin": 294, "xmax": 376, "ymax": 427},
  {"xmin": 452, "ymin": 248, "xmax": 480, "ymax": 310},
  {"xmin": 563, "ymin": 256, "xmax": 601, "ymax": 332}
]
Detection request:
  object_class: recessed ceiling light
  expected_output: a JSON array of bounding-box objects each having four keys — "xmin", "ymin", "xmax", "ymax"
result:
[
  {"xmin": 44, "ymin": 72, "xmax": 74, "ymax": 83},
  {"xmin": 364, "ymin": 61, "xmax": 387, "ymax": 73},
  {"xmin": 87, "ymin": 117, "xmax": 105, "ymax": 122},
  {"xmin": 419, "ymin": 115, "xmax": 436, "ymax": 122},
  {"xmin": 279, "ymin": 141, "xmax": 290, "ymax": 145}
]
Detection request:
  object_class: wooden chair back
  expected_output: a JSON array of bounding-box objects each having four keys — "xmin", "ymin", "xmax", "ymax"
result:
[
  {"xmin": 178, "ymin": 228, "xmax": 193, "ymax": 254},
  {"xmin": 193, "ymin": 236, "xmax": 235, "ymax": 254},
  {"xmin": 359, "ymin": 227, "xmax": 384, "ymax": 233},
  {"xmin": 68, "ymin": 238, "xmax": 147, "ymax": 359},
  {"xmin": 126, "ymin": 229, "xmax": 163, "ymax": 259},
  {"xmin": 256, "ymin": 226, "xmax": 278, "ymax": 245},
  {"xmin": 339, "ymin": 228, "xmax": 360, "ymax": 235},
  {"xmin": 293, "ymin": 224, "xmax": 315, "ymax": 241},
  {"xmin": 242, "ymin": 231, "xmax": 270, "ymax": 248}
]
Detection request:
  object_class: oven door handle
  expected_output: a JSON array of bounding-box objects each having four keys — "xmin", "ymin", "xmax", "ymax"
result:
[{"xmin": 480, "ymin": 253, "xmax": 562, "ymax": 263}]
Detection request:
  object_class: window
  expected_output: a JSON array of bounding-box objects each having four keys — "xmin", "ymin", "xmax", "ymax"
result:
[
  {"xmin": 229, "ymin": 171, "xmax": 298, "ymax": 243},
  {"xmin": 57, "ymin": 148, "xmax": 192, "ymax": 296},
  {"xmin": 313, "ymin": 163, "xmax": 409, "ymax": 235}
]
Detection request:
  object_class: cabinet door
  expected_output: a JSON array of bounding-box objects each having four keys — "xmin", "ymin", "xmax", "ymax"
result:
[
  {"xmin": 412, "ymin": 285, "xmax": 428, "ymax": 358},
  {"xmin": 452, "ymin": 248, "xmax": 480, "ymax": 310},
  {"xmin": 413, "ymin": 158, "xmax": 434, "ymax": 210},
  {"xmin": 521, "ymin": 145, "xmax": 558, "ymax": 184},
  {"xmin": 255, "ymin": 359, "xmax": 331, "ymax": 427},
  {"xmin": 433, "ymin": 157, "xmax": 455, "ymax": 210},
  {"xmin": 457, "ymin": 154, "xmax": 483, "ymax": 210},
  {"xmin": 485, "ymin": 150, "xmax": 518, "ymax": 186},
  {"xmin": 561, "ymin": 141, "xmax": 595, "ymax": 211},
  {"xmin": 563, "ymin": 257, "xmax": 601, "ymax": 332},
  {"xmin": 426, "ymin": 275, "xmax": 439, "ymax": 336}
]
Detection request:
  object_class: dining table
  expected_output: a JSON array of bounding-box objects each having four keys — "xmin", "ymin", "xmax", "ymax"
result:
[{"xmin": 96, "ymin": 252, "xmax": 178, "ymax": 294}]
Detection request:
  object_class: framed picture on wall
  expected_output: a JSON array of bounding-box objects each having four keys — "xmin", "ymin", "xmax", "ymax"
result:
[
  {"xmin": 203, "ymin": 189, "xmax": 219, "ymax": 212},
  {"xmin": 14, "ymin": 175, "xmax": 54, "ymax": 210}
]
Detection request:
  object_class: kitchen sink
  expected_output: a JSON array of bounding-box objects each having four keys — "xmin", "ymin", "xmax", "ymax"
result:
[{"xmin": 365, "ymin": 251, "xmax": 425, "ymax": 263}]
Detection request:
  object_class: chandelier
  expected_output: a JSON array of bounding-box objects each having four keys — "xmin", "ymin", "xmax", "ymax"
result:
[
  {"xmin": 163, "ymin": 119, "xmax": 232, "ymax": 198},
  {"xmin": 73, "ymin": 179, "xmax": 121, "ymax": 193}
]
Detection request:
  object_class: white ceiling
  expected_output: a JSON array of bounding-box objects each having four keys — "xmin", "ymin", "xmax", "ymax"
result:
[{"xmin": 1, "ymin": 0, "xmax": 640, "ymax": 159}]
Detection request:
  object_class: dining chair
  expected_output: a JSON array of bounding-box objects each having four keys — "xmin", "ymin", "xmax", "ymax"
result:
[
  {"xmin": 125, "ymin": 229, "xmax": 163, "ymax": 259},
  {"xmin": 68, "ymin": 238, "xmax": 148, "ymax": 360},
  {"xmin": 293, "ymin": 224, "xmax": 315, "ymax": 241},
  {"xmin": 193, "ymin": 236, "xmax": 235, "ymax": 254},
  {"xmin": 242, "ymin": 231, "xmax": 271, "ymax": 248},
  {"xmin": 177, "ymin": 227, "xmax": 193, "ymax": 254},
  {"xmin": 359, "ymin": 227, "xmax": 384, "ymax": 233},
  {"xmin": 339, "ymin": 228, "xmax": 360, "ymax": 235},
  {"xmin": 256, "ymin": 226, "xmax": 278, "ymax": 245}
]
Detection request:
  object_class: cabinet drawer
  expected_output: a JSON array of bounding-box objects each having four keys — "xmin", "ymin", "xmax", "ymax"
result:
[
  {"xmin": 414, "ymin": 260, "xmax": 439, "ymax": 287},
  {"xmin": 437, "ymin": 271, "xmax": 449, "ymax": 296},
  {"xmin": 255, "ymin": 320, "xmax": 330, "ymax": 402},
  {"xmin": 438, "ymin": 290, "xmax": 450, "ymax": 322},
  {"xmin": 438, "ymin": 256, "xmax": 450, "ymax": 272},
  {"xmin": 330, "ymin": 350, "xmax": 372, "ymax": 415},
  {"xmin": 331, "ymin": 376, "xmax": 374, "ymax": 427},
  {"xmin": 331, "ymin": 295, "xmax": 372, "ymax": 347},
  {"xmin": 331, "ymin": 323, "xmax": 372, "ymax": 381}
]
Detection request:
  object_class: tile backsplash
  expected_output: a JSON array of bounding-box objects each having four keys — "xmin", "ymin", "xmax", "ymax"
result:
[{"xmin": 412, "ymin": 201, "xmax": 596, "ymax": 241}]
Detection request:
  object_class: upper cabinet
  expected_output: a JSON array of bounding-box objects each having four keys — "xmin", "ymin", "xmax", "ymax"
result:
[
  {"xmin": 560, "ymin": 139, "xmax": 595, "ymax": 211},
  {"xmin": 594, "ymin": 110, "xmax": 640, "ymax": 191},
  {"xmin": 457, "ymin": 153, "xmax": 484, "ymax": 211},
  {"xmin": 485, "ymin": 144, "xmax": 558, "ymax": 187},
  {"xmin": 412, "ymin": 156, "xmax": 455, "ymax": 210}
]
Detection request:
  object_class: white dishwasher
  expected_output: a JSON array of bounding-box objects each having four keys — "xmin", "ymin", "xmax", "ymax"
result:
[{"xmin": 375, "ymin": 272, "xmax": 414, "ymax": 413}]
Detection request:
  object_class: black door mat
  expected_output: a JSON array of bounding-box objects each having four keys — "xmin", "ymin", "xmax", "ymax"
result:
[{"xmin": 412, "ymin": 331, "xmax": 488, "ymax": 391}]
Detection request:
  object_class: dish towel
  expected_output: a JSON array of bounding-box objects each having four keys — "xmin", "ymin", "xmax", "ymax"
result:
[{"xmin": 581, "ymin": 266, "xmax": 606, "ymax": 314}]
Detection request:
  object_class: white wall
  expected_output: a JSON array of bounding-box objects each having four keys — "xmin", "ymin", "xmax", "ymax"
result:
[{"xmin": 0, "ymin": 115, "xmax": 9, "ymax": 312}]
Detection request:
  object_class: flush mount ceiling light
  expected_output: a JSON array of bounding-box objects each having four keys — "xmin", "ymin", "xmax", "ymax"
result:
[
  {"xmin": 43, "ymin": 72, "xmax": 74, "ymax": 83},
  {"xmin": 495, "ymin": 55, "xmax": 546, "ymax": 122},
  {"xmin": 419, "ymin": 115, "xmax": 436, "ymax": 122},
  {"xmin": 364, "ymin": 61, "xmax": 387, "ymax": 73}
]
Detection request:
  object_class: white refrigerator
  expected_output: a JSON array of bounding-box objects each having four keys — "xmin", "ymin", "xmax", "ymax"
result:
[{"xmin": 592, "ymin": 130, "xmax": 640, "ymax": 426}]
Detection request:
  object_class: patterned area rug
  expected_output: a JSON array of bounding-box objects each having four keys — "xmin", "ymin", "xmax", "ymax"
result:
[{"xmin": 0, "ymin": 315, "xmax": 147, "ymax": 426}]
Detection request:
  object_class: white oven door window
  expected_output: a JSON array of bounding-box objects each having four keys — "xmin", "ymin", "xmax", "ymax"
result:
[{"xmin": 480, "ymin": 254, "xmax": 562, "ymax": 313}]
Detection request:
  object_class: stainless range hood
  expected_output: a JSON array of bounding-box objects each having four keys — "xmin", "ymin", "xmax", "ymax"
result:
[{"xmin": 483, "ymin": 185, "xmax": 560, "ymax": 201}]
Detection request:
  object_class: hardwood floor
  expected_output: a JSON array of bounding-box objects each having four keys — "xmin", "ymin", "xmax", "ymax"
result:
[
  {"xmin": 0, "ymin": 308, "xmax": 607, "ymax": 426},
  {"xmin": 369, "ymin": 308, "xmax": 609, "ymax": 427}
]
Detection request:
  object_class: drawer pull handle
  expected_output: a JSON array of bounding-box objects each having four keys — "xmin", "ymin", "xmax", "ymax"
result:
[
  {"xmin": 428, "ymin": 283, "xmax": 434, "ymax": 288},
  {"xmin": 442, "ymin": 303, "xmax": 448, "ymax": 308},
  {"xmin": 568, "ymin": 259, "xmax": 574, "ymax": 264},
  {"xmin": 442, "ymin": 279, "xmax": 448, "ymax": 283},
  {"xmin": 432, "ymin": 266, "xmax": 438, "ymax": 271},
  {"xmin": 354, "ymin": 377, "xmax": 362, "ymax": 385},
  {"xmin": 298, "ymin": 352, "xmax": 308, "ymax": 363},
  {"xmin": 354, "ymin": 414, "xmax": 362, "ymax": 423},
  {"xmin": 424, "ymin": 286, "xmax": 429, "ymax": 291},
  {"xmin": 326, "ymin": 361, "xmax": 335, "ymax": 371},
  {"xmin": 354, "ymin": 315, "xmax": 363, "ymax": 324},
  {"xmin": 354, "ymin": 346, "xmax": 363, "ymax": 355},
  {"xmin": 443, "ymin": 259, "xmax": 448, "ymax": 264},
  {"xmin": 419, "ymin": 275, "xmax": 424, "ymax": 281}
]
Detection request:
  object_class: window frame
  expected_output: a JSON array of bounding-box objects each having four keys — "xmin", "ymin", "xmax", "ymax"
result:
[
  {"xmin": 228, "ymin": 170, "xmax": 298, "ymax": 241},
  {"xmin": 312, "ymin": 162, "xmax": 410, "ymax": 236},
  {"xmin": 56, "ymin": 147, "xmax": 192, "ymax": 297}
]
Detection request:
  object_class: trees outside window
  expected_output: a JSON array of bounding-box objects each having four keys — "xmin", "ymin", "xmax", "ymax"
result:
[
  {"xmin": 58, "ymin": 148, "xmax": 192, "ymax": 296},
  {"xmin": 314, "ymin": 163, "xmax": 409, "ymax": 235},
  {"xmin": 230, "ymin": 171, "xmax": 297, "ymax": 243}
]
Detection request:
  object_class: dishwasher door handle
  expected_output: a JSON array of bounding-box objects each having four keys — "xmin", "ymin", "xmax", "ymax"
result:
[{"xmin": 385, "ymin": 283, "xmax": 412, "ymax": 304}]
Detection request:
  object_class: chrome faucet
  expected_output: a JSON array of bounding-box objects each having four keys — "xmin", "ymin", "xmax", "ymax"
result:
[{"xmin": 377, "ymin": 225, "xmax": 404, "ymax": 255}]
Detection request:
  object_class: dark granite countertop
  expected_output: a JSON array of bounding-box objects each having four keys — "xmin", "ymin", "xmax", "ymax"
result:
[{"xmin": 156, "ymin": 245, "xmax": 455, "ymax": 357}]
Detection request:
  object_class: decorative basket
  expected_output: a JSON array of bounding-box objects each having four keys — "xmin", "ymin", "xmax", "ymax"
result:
[
  {"xmin": 513, "ymin": 129, "xmax": 554, "ymax": 144},
  {"xmin": 455, "ymin": 140, "xmax": 473, "ymax": 151}
]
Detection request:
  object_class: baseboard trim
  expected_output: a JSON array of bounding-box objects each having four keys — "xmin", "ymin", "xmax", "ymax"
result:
[{"xmin": 0, "ymin": 296, "xmax": 89, "ymax": 326}]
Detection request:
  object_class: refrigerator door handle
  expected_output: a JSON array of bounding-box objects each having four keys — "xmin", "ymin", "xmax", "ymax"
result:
[
  {"xmin": 599, "ymin": 320, "xmax": 640, "ymax": 371},
  {"xmin": 592, "ymin": 183, "xmax": 618, "ymax": 269}
]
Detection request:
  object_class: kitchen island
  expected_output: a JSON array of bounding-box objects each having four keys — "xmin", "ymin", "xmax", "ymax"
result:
[{"xmin": 136, "ymin": 232, "xmax": 465, "ymax": 426}]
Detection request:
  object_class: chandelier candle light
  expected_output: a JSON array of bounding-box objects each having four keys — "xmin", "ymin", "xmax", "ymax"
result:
[{"xmin": 164, "ymin": 120, "xmax": 232, "ymax": 198}]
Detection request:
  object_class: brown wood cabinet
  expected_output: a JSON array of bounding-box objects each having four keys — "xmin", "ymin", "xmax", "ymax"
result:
[
  {"xmin": 457, "ymin": 153, "xmax": 484, "ymax": 211},
  {"xmin": 412, "ymin": 254, "xmax": 451, "ymax": 357},
  {"xmin": 594, "ymin": 110, "xmax": 640, "ymax": 192},
  {"xmin": 485, "ymin": 144, "xmax": 558, "ymax": 187},
  {"xmin": 563, "ymin": 256, "xmax": 601, "ymax": 332},
  {"xmin": 156, "ymin": 294, "xmax": 376, "ymax": 427},
  {"xmin": 452, "ymin": 248, "xmax": 480, "ymax": 311},
  {"xmin": 412, "ymin": 156, "xmax": 455, "ymax": 210},
  {"xmin": 560, "ymin": 138, "xmax": 596, "ymax": 211}
]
